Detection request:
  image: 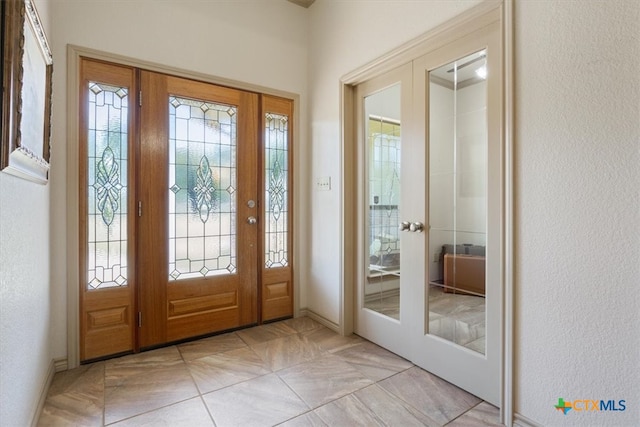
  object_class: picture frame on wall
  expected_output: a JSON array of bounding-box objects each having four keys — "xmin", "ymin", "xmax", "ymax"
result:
[{"xmin": 1, "ymin": 0, "xmax": 52, "ymax": 184}]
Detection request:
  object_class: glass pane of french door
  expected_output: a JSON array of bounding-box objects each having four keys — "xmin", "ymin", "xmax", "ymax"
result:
[
  {"xmin": 365, "ymin": 87, "xmax": 402, "ymax": 321},
  {"xmin": 428, "ymin": 50, "xmax": 488, "ymax": 355}
]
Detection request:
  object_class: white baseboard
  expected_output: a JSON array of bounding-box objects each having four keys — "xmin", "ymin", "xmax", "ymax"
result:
[
  {"xmin": 298, "ymin": 308, "xmax": 340, "ymax": 333},
  {"xmin": 54, "ymin": 357, "xmax": 68, "ymax": 372},
  {"xmin": 30, "ymin": 358, "xmax": 56, "ymax": 427},
  {"xmin": 513, "ymin": 413, "xmax": 544, "ymax": 427}
]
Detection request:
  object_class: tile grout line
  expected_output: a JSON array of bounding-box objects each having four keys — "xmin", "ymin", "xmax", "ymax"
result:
[
  {"xmin": 198, "ymin": 394, "xmax": 218, "ymax": 427},
  {"xmin": 370, "ymin": 367, "xmax": 431, "ymax": 419},
  {"xmin": 176, "ymin": 341, "xmax": 218, "ymax": 426},
  {"xmin": 442, "ymin": 400, "xmax": 489, "ymax": 426},
  {"xmin": 102, "ymin": 396, "xmax": 201, "ymax": 426},
  {"xmin": 184, "ymin": 320, "xmax": 326, "ymax": 425},
  {"xmin": 270, "ymin": 345, "xmax": 373, "ymax": 424},
  {"xmin": 103, "ymin": 347, "xmax": 204, "ymax": 425},
  {"xmin": 275, "ymin": 360, "xmax": 415, "ymax": 426}
]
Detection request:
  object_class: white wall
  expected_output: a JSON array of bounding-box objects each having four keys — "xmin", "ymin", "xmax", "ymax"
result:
[
  {"xmin": 0, "ymin": 2, "xmax": 53, "ymax": 424},
  {"xmin": 48, "ymin": 0, "xmax": 310, "ymax": 361},
  {"xmin": 514, "ymin": 0, "xmax": 640, "ymax": 425},
  {"xmin": 309, "ymin": 0, "xmax": 639, "ymax": 425}
]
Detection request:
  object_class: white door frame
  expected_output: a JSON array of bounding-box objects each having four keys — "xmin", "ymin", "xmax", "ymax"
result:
[{"xmin": 340, "ymin": 0, "xmax": 514, "ymax": 424}]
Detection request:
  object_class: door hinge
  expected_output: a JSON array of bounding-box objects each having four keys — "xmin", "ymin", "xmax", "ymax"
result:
[
  {"xmin": 139, "ymin": 90, "xmax": 142, "ymax": 107},
  {"xmin": 138, "ymin": 312, "xmax": 142, "ymax": 328},
  {"xmin": 138, "ymin": 201, "xmax": 142, "ymax": 217}
]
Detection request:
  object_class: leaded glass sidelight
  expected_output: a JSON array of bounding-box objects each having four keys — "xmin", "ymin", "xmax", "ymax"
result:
[
  {"xmin": 87, "ymin": 82, "xmax": 129, "ymax": 290},
  {"xmin": 168, "ymin": 96, "xmax": 238, "ymax": 280},
  {"xmin": 264, "ymin": 113, "xmax": 289, "ymax": 268}
]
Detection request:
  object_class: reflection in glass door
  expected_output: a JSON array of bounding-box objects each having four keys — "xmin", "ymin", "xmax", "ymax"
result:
[
  {"xmin": 365, "ymin": 86, "xmax": 402, "ymax": 320},
  {"xmin": 428, "ymin": 50, "xmax": 488, "ymax": 354}
]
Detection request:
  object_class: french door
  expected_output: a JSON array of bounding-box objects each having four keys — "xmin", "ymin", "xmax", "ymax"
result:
[
  {"xmin": 79, "ymin": 58, "xmax": 293, "ymax": 361},
  {"xmin": 355, "ymin": 11, "xmax": 503, "ymax": 405}
]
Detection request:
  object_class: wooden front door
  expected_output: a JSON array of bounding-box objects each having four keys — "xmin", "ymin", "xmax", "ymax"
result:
[
  {"xmin": 79, "ymin": 58, "xmax": 294, "ymax": 361},
  {"xmin": 137, "ymin": 72, "xmax": 259, "ymax": 348}
]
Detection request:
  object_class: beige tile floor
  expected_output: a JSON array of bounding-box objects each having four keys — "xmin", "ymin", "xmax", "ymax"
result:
[{"xmin": 38, "ymin": 317, "xmax": 502, "ymax": 426}]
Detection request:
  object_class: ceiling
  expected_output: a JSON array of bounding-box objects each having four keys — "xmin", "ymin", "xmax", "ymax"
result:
[{"xmin": 287, "ymin": 0, "xmax": 316, "ymax": 8}]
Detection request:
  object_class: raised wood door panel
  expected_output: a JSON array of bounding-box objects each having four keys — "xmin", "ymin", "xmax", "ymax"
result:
[
  {"xmin": 138, "ymin": 73, "xmax": 259, "ymax": 348},
  {"xmin": 79, "ymin": 58, "xmax": 137, "ymax": 361},
  {"xmin": 260, "ymin": 95, "xmax": 294, "ymax": 321}
]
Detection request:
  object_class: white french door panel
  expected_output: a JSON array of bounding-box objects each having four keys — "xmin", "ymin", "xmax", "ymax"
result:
[
  {"xmin": 411, "ymin": 19, "xmax": 502, "ymax": 406},
  {"xmin": 355, "ymin": 63, "xmax": 414, "ymax": 361}
]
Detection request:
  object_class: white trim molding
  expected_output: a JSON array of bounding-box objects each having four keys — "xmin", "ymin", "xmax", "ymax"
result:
[
  {"xmin": 502, "ymin": 0, "xmax": 515, "ymax": 425},
  {"xmin": 30, "ymin": 358, "xmax": 56, "ymax": 427},
  {"xmin": 299, "ymin": 308, "xmax": 341, "ymax": 333},
  {"xmin": 513, "ymin": 413, "xmax": 545, "ymax": 427}
]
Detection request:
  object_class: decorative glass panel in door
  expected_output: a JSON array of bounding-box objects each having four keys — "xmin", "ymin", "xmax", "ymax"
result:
[
  {"xmin": 168, "ymin": 97, "xmax": 238, "ymax": 280},
  {"xmin": 261, "ymin": 96, "xmax": 294, "ymax": 321},
  {"xmin": 79, "ymin": 59, "xmax": 136, "ymax": 361}
]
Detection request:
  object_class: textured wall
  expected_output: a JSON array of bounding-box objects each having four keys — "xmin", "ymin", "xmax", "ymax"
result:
[
  {"xmin": 0, "ymin": 3, "xmax": 52, "ymax": 427},
  {"xmin": 514, "ymin": 0, "xmax": 640, "ymax": 425},
  {"xmin": 0, "ymin": 177, "xmax": 52, "ymax": 425}
]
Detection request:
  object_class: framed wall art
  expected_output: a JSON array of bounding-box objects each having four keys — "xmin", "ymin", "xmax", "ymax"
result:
[{"xmin": 1, "ymin": 0, "xmax": 53, "ymax": 184}]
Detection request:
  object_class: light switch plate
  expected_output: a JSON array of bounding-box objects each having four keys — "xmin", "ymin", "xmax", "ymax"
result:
[{"xmin": 315, "ymin": 176, "xmax": 331, "ymax": 191}]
